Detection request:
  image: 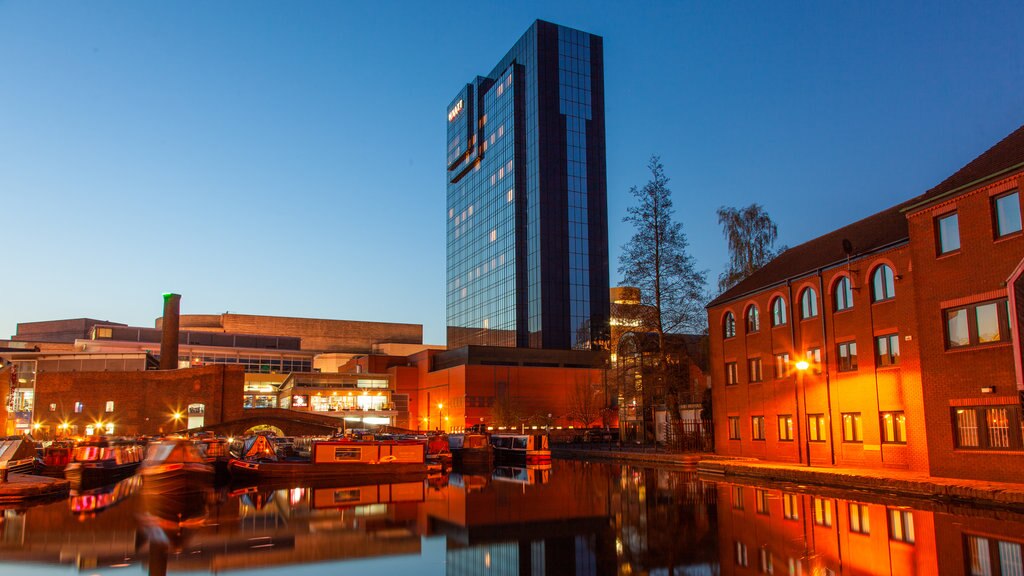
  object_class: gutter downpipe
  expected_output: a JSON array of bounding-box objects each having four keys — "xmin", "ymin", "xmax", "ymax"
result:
[
  {"xmin": 818, "ymin": 270, "xmax": 837, "ymax": 466},
  {"xmin": 786, "ymin": 278, "xmax": 804, "ymax": 465}
]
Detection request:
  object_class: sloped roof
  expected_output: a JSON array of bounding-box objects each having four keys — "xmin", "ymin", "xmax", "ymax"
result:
[
  {"xmin": 903, "ymin": 123, "xmax": 1024, "ymax": 211},
  {"xmin": 709, "ymin": 123, "xmax": 1024, "ymax": 309},
  {"xmin": 708, "ymin": 203, "xmax": 909, "ymax": 308}
]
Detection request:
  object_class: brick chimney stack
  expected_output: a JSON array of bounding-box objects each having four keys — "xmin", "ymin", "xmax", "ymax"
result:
[{"xmin": 160, "ymin": 293, "xmax": 181, "ymax": 370}]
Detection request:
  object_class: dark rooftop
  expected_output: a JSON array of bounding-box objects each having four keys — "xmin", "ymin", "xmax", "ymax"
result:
[{"xmin": 709, "ymin": 123, "xmax": 1024, "ymax": 309}]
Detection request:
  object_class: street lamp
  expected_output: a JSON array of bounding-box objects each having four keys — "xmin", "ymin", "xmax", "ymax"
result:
[
  {"xmin": 795, "ymin": 359, "xmax": 810, "ymax": 466},
  {"xmin": 436, "ymin": 403, "xmax": 444, "ymax": 432}
]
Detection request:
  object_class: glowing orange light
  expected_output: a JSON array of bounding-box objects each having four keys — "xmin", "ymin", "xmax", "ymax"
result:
[
  {"xmin": 448, "ymin": 99, "xmax": 464, "ymax": 122},
  {"xmin": 795, "ymin": 360, "xmax": 810, "ymax": 371}
]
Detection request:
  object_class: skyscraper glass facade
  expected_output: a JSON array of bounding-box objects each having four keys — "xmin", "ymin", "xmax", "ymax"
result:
[{"xmin": 446, "ymin": 20, "xmax": 609, "ymax": 351}]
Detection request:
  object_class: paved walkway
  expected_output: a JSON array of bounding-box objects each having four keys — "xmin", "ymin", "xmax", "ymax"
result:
[{"xmin": 0, "ymin": 473, "xmax": 70, "ymax": 505}]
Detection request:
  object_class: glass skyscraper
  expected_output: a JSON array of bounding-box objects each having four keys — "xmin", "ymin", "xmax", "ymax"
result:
[{"xmin": 446, "ymin": 20, "xmax": 610, "ymax": 350}]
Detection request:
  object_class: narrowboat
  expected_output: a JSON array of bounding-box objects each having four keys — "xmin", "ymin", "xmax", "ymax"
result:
[
  {"xmin": 139, "ymin": 438, "xmax": 214, "ymax": 494},
  {"xmin": 0, "ymin": 436, "xmax": 39, "ymax": 478},
  {"xmin": 64, "ymin": 437, "xmax": 144, "ymax": 489},
  {"xmin": 448, "ymin": 433, "xmax": 494, "ymax": 468},
  {"xmin": 228, "ymin": 435, "xmax": 427, "ymax": 482},
  {"xmin": 193, "ymin": 435, "xmax": 232, "ymax": 481},
  {"xmin": 426, "ymin": 434, "xmax": 452, "ymax": 467},
  {"xmin": 35, "ymin": 441, "xmax": 73, "ymax": 477},
  {"xmin": 489, "ymin": 433, "xmax": 551, "ymax": 464}
]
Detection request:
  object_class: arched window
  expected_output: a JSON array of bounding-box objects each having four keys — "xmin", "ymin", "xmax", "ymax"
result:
[
  {"xmin": 834, "ymin": 276, "xmax": 854, "ymax": 311},
  {"xmin": 746, "ymin": 305, "xmax": 760, "ymax": 333},
  {"xmin": 723, "ymin": 312, "xmax": 736, "ymax": 338},
  {"xmin": 872, "ymin": 265, "xmax": 896, "ymax": 302},
  {"xmin": 800, "ymin": 288, "xmax": 819, "ymax": 319},
  {"xmin": 771, "ymin": 297, "xmax": 788, "ymax": 327}
]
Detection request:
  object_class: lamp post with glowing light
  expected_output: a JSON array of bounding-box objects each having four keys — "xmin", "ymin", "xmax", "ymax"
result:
[
  {"xmin": 437, "ymin": 403, "xmax": 444, "ymax": 432},
  {"xmin": 795, "ymin": 359, "xmax": 811, "ymax": 466}
]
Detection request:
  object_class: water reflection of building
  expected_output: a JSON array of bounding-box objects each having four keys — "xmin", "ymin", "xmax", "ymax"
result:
[
  {"xmin": 421, "ymin": 460, "xmax": 617, "ymax": 575},
  {"xmin": 715, "ymin": 479, "xmax": 1024, "ymax": 575},
  {"xmin": 615, "ymin": 467, "xmax": 718, "ymax": 574}
]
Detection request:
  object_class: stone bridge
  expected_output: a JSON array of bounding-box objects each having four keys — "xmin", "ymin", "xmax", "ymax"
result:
[{"xmin": 189, "ymin": 409, "xmax": 346, "ymax": 437}]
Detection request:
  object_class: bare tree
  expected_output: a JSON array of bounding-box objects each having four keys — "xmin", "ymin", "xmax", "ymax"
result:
[
  {"xmin": 567, "ymin": 379, "xmax": 600, "ymax": 428},
  {"xmin": 716, "ymin": 204, "xmax": 785, "ymax": 294},
  {"xmin": 619, "ymin": 156, "xmax": 708, "ymax": 423}
]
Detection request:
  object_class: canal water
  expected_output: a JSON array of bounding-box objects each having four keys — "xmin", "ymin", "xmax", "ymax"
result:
[{"xmin": 0, "ymin": 459, "xmax": 1021, "ymax": 575}]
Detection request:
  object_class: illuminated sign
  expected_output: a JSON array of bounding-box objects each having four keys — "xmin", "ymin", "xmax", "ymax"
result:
[{"xmin": 448, "ymin": 99, "xmax": 464, "ymax": 122}]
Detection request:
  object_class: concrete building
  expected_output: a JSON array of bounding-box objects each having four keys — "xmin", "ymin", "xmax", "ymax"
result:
[{"xmin": 707, "ymin": 124, "xmax": 1024, "ymax": 482}]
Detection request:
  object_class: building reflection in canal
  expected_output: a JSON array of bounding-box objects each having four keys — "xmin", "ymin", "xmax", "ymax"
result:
[
  {"xmin": 716, "ymin": 478, "xmax": 1024, "ymax": 576},
  {"xmin": 0, "ymin": 460, "xmax": 1022, "ymax": 574}
]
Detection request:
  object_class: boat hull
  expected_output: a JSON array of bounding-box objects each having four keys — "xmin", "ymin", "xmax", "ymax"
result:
[
  {"xmin": 65, "ymin": 461, "xmax": 140, "ymax": 490},
  {"xmin": 493, "ymin": 448, "xmax": 551, "ymax": 465},
  {"xmin": 452, "ymin": 447, "xmax": 494, "ymax": 468},
  {"xmin": 228, "ymin": 458, "xmax": 427, "ymax": 483},
  {"xmin": 141, "ymin": 462, "xmax": 215, "ymax": 495}
]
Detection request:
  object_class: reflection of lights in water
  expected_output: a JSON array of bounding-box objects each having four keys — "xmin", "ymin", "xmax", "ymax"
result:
[
  {"xmin": 485, "ymin": 551, "xmax": 491, "ymax": 568},
  {"xmin": 289, "ymin": 488, "xmax": 305, "ymax": 506},
  {"xmin": 615, "ymin": 538, "xmax": 623, "ymax": 555}
]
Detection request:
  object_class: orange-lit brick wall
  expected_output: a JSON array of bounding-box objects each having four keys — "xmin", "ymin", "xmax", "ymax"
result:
[
  {"xmin": 906, "ymin": 172, "xmax": 1024, "ymax": 482},
  {"xmin": 32, "ymin": 364, "xmax": 244, "ymax": 436},
  {"xmin": 709, "ymin": 243, "xmax": 929, "ymax": 472}
]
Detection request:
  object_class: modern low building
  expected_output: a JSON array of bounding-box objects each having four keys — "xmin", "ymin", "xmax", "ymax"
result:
[{"xmin": 707, "ymin": 124, "xmax": 1024, "ymax": 482}]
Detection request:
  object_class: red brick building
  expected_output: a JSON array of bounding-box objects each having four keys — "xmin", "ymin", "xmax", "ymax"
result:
[{"xmin": 708, "ymin": 124, "xmax": 1024, "ymax": 482}]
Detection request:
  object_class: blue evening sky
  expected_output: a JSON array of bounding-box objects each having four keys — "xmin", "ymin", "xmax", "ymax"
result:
[{"xmin": 2, "ymin": 1, "xmax": 1022, "ymax": 344}]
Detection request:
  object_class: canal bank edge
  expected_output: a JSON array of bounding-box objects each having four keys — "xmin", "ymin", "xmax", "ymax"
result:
[
  {"xmin": 698, "ymin": 459, "xmax": 1024, "ymax": 512},
  {"xmin": 0, "ymin": 474, "xmax": 70, "ymax": 505},
  {"xmin": 553, "ymin": 448, "xmax": 1024, "ymax": 513}
]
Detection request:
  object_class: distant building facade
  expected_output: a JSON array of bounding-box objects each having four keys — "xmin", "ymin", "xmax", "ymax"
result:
[
  {"xmin": 445, "ymin": 19, "xmax": 610, "ymax": 350},
  {"xmin": 707, "ymin": 124, "xmax": 1024, "ymax": 483}
]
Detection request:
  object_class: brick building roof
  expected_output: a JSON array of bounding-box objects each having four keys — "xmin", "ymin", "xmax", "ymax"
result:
[
  {"xmin": 903, "ymin": 123, "xmax": 1024, "ymax": 212},
  {"xmin": 707, "ymin": 203, "xmax": 909, "ymax": 308},
  {"xmin": 709, "ymin": 123, "xmax": 1024, "ymax": 309}
]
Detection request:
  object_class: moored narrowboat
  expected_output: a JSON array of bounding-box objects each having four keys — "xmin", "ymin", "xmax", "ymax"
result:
[
  {"xmin": 139, "ymin": 438, "xmax": 215, "ymax": 494},
  {"xmin": 36, "ymin": 441, "xmax": 73, "ymax": 477},
  {"xmin": 449, "ymin": 433, "xmax": 494, "ymax": 468},
  {"xmin": 0, "ymin": 436, "xmax": 39, "ymax": 478},
  {"xmin": 489, "ymin": 433, "xmax": 551, "ymax": 464},
  {"xmin": 64, "ymin": 437, "xmax": 143, "ymax": 490},
  {"xmin": 228, "ymin": 435, "xmax": 427, "ymax": 482}
]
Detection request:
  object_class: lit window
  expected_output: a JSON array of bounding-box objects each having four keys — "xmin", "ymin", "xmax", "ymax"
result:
[
  {"xmin": 74, "ymin": 402, "xmax": 83, "ymax": 413},
  {"xmin": 806, "ymin": 348, "xmax": 822, "ymax": 374},
  {"xmin": 774, "ymin": 353, "xmax": 790, "ymax": 379},
  {"xmin": 755, "ymin": 489, "xmax": 771, "ymax": 514},
  {"xmin": 732, "ymin": 486, "xmax": 744, "ymax": 509},
  {"xmin": 489, "ymin": 229, "xmax": 497, "ymax": 242},
  {"xmin": 735, "ymin": 541, "xmax": 749, "ymax": 567},
  {"xmin": 48, "ymin": 403, "xmax": 56, "ymax": 412},
  {"xmin": 937, "ymin": 212, "xmax": 960, "ymax": 254},
  {"xmin": 777, "ymin": 415, "xmax": 794, "ymax": 441},
  {"xmin": 105, "ymin": 401, "xmax": 114, "ymax": 413},
  {"xmin": 748, "ymin": 358, "xmax": 762, "ymax": 383},
  {"xmin": 771, "ymin": 297, "xmax": 787, "ymax": 326},
  {"xmin": 751, "ymin": 416, "xmax": 765, "ymax": 440},
  {"xmin": 813, "ymin": 497, "xmax": 833, "ymax": 527},
  {"xmin": 725, "ymin": 362, "xmax": 738, "ymax": 385},
  {"xmin": 728, "ymin": 416, "xmax": 741, "ymax": 440},
  {"xmin": 849, "ymin": 503, "xmax": 871, "ymax": 534},
  {"xmin": 872, "ymin": 265, "xmax": 896, "ymax": 301},
  {"xmin": 746, "ymin": 305, "xmax": 760, "ymax": 333},
  {"xmin": 838, "ymin": 341, "xmax": 857, "ymax": 372},
  {"xmin": 994, "ymin": 190, "xmax": 1022, "ymax": 237},
  {"xmin": 842, "ymin": 413, "xmax": 863, "ymax": 442},
  {"xmin": 876, "ymin": 334, "xmax": 900, "ymax": 367},
  {"xmin": 945, "ymin": 299, "xmax": 1010, "ymax": 348},
  {"xmin": 800, "ymin": 288, "xmax": 819, "ymax": 319},
  {"xmin": 96, "ymin": 327, "xmax": 113, "ymax": 338},
  {"xmin": 507, "ymin": 188, "xmax": 514, "ymax": 202},
  {"xmin": 807, "ymin": 414, "xmax": 827, "ymax": 442},
  {"xmin": 723, "ymin": 312, "xmax": 737, "ymax": 338},
  {"xmin": 834, "ymin": 276, "xmax": 854, "ymax": 311},
  {"xmin": 888, "ymin": 508, "xmax": 915, "ymax": 543},
  {"xmin": 759, "ymin": 548, "xmax": 774, "ymax": 574},
  {"xmin": 782, "ymin": 493, "xmax": 799, "ymax": 520},
  {"xmin": 881, "ymin": 412, "xmax": 906, "ymax": 444}
]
